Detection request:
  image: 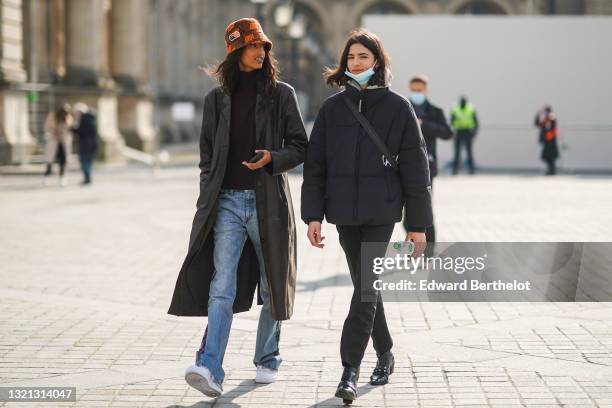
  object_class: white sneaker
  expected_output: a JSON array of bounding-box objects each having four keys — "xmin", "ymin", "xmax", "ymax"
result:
[
  {"xmin": 255, "ymin": 365, "xmax": 278, "ymax": 384},
  {"xmin": 184, "ymin": 364, "xmax": 222, "ymax": 397},
  {"xmin": 59, "ymin": 176, "xmax": 68, "ymax": 187},
  {"xmin": 42, "ymin": 176, "xmax": 50, "ymax": 186}
]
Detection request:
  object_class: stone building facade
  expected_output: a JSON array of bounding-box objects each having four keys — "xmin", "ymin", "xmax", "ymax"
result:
[{"xmin": 0, "ymin": 0, "xmax": 610, "ymax": 164}]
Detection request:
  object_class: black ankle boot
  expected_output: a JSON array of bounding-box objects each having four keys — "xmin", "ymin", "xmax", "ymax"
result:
[
  {"xmin": 335, "ymin": 366, "xmax": 359, "ymax": 404},
  {"xmin": 369, "ymin": 350, "xmax": 394, "ymax": 385}
]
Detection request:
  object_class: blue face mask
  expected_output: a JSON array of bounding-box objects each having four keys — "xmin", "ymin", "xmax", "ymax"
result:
[
  {"xmin": 345, "ymin": 66, "xmax": 376, "ymax": 86},
  {"xmin": 410, "ymin": 92, "xmax": 426, "ymax": 105}
]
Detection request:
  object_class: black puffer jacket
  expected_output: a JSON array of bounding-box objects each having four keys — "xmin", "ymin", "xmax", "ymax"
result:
[{"xmin": 301, "ymin": 83, "xmax": 433, "ymax": 229}]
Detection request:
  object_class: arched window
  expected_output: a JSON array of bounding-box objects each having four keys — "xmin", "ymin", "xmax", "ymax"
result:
[
  {"xmin": 546, "ymin": 0, "xmax": 586, "ymax": 15},
  {"xmin": 455, "ymin": 1, "xmax": 507, "ymax": 15},
  {"xmin": 270, "ymin": 1, "xmax": 327, "ymax": 119},
  {"xmin": 362, "ymin": 1, "xmax": 413, "ymax": 16}
]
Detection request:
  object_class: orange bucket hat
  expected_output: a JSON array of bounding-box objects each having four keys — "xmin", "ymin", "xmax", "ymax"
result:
[{"xmin": 224, "ymin": 18, "xmax": 273, "ymax": 55}]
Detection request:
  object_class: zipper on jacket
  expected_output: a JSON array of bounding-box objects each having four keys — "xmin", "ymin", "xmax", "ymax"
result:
[
  {"xmin": 353, "ymin": 93, "xmax": 363, "ymax": 221},
  {"xmin": 353, "ymin": 132, "xmax": 361, "ymax": 221}
]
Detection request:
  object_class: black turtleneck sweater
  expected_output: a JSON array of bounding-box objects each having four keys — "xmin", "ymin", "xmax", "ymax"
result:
[{"xmin": 222, "ymin": 70, "xmax": 258, "ymax": 189}]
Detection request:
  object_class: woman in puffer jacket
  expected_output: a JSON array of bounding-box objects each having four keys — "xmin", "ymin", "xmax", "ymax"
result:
[{"xmin": 301, "ymin": 28, "xmax": 433, "ymax": 404}]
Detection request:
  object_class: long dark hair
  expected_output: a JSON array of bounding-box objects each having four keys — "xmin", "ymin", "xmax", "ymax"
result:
[
  {"xmin": 55, "ymin": 104, "xmax": 71, "ymax": 125},
  {"xmin": 207, "ymin": 45, "xmax": 279, "ymax": 95},
  {"xmin": 324, "ymin": 28, "xmax": 390, "ymax": 88}
]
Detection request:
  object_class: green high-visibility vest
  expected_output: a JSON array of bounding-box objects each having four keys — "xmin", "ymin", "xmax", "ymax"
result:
[{"xmin": 452, "ymin": 104, "xmax": 476, "ymax": 130}]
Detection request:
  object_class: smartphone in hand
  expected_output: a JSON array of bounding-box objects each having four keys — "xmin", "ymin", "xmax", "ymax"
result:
[{"xmin": 248, "ymin": 151, "xmax": 264, "ymax": 163}]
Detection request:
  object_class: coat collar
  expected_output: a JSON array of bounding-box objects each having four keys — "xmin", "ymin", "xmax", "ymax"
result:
[
  {"xmin": 343, "ymin": 80, "xmax": 389, "ymax": 112},
  {"xmin": 219, "ymin": 90, "xmax": 231, "ymax": 125},
  {"xmin": 218, "ymin": 83, "xmax": 269, "ymax": 146},
  {"xmin": 255, "ymin": 88, "xmax": 268, "ymax": 146}
]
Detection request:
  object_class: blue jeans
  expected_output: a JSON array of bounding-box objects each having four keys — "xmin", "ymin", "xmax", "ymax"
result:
[
  {"xmin": 79, "ymin": 154, "xmax": 94, "ymax": 183},
  {"xmin": 196, "ymin": 189, "xmax": 282, "ymax": 384}
]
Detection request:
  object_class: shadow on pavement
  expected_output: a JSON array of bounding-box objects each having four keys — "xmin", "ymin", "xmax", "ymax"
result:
[
  {"xmin": 296, "ymin": 273, "xmax": 352, "ymax": 292},
  {"xmin": 306, "ymin": 384, "xmax": 378, "ymax": 407},
  {"xmin": 167, "ymin": 379, "xmax": 271, "ymax": 408},
  {"xmin": 167, "ymin": 380, "xmax": 379, "ymax": 407}
]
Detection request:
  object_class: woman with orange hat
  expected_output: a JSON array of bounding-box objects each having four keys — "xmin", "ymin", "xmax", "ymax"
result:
[{"xmin": 168, "ymin": 18, "xmax": 308, "ymax": 397}]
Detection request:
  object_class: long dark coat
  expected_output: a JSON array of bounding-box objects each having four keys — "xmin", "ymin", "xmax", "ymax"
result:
[
  {"xmin": 535, "ymin": 113, "xmax": 559, "ymax": 161},
  {"xmin": 415, "ymin": 100, "xmax": 453, "ymax": 178},
  {"xmin": 168, "ymin": 81, "xmax": 308, "ymax": 321},
  {"xmin": 73, "ymin": 112, "xmax": 98, "ymax": 157}
]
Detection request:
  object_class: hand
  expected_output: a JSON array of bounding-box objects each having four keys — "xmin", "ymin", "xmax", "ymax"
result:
[
  {"xmin": 307, "ymin": 221, "xmax": 325, "ymax": 248},
  {"xmin": 242, "ymin": 149, "xmax": 272, "ymax": 170},
  {"xmin": 405, "ymin": 231, "xmax": 427, "ymax": 258},
  {"xmin": 418, "ymin": 118, "xmax": 423, "ymax": 126}
]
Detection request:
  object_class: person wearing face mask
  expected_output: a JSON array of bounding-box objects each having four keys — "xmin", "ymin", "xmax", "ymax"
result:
[
  {"xmin": 168, "ymin": 18, "xmax": 307, "ymax": 397},
  {"xmin": 451, "ymin": 96, "xmax": 479, "ymax": 175},
  {"xmin": 404, "ymin": 75, "xmax": 453, "ymax": 243},
  {"xmin": 301, "ymin": 29, "xmax": 432, "ymax": 404}
]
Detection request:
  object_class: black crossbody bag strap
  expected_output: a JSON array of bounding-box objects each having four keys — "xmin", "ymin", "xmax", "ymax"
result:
[{"xmin": 342, "ymin": 92, "xmax": 399, "ymax": 172}]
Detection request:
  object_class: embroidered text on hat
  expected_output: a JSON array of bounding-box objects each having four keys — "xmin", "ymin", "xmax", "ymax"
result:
[{"xmin": 228, "ymin": 30, "xmax": 241, "ymax": 43}]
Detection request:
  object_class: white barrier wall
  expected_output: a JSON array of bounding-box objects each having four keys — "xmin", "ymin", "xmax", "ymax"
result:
[{"xmin": 363, "ymin": 16, "xmax": 612, "ymax": 172}]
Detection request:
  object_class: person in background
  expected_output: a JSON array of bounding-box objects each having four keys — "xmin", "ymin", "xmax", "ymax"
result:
[
  {"xmin": 451, "ymin": 96, "xmax": 479, "ymax": 175},
  {"xmin": 535, "ymin": 105, "xmax": 560, "ymax": 175},
  {"xmin": 43, "ymin": 105, "xmax": 73, "ymax": 187},
  {"xmin": 405, "ymin": 75, "xmax": 453, "ymax": 243},
  {"xmin": 72, "ymin": 103, "xmax": 98, "ymax": 185}
]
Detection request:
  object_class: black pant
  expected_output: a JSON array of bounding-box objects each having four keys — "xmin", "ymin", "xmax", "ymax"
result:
[
  {"xmin": 453, "ymin": 130, "xmax": 475, "ymax": 174},
  {"xmin": 545, "ymin": 158, "xmax": 557, "ymax": 175},
  {"xmin": 45, "ymin": 143, "xmax": 66, "ymax": 176},
  {"xmin": 336, "ymin": 224, "xmax": 394, "ymax": 369},
  {"xmin": 80, "ymin": 154, "xmax": 94, "ymax": 183}
]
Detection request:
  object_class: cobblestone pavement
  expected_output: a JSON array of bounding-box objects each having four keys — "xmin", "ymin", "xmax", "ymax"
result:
[{"xmin": 1, "ymin": 166, "xmax": 612, "ymax": 407}]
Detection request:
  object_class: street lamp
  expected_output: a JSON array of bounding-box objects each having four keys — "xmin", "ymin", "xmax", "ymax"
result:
[
  {"xmin": 288, "ymin": 14, "xmax": 305, "ymax": 91},
  {"xmin": 250, "ymin": 0, "xmax": 267, "ymax": 27},
  {"xmin": 288, "ymin": 14, "xmax": 305, "ymax": 40},
  {"xmin": 274, "ymin": 1, "xmax": 294, "ymax": 28}
]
